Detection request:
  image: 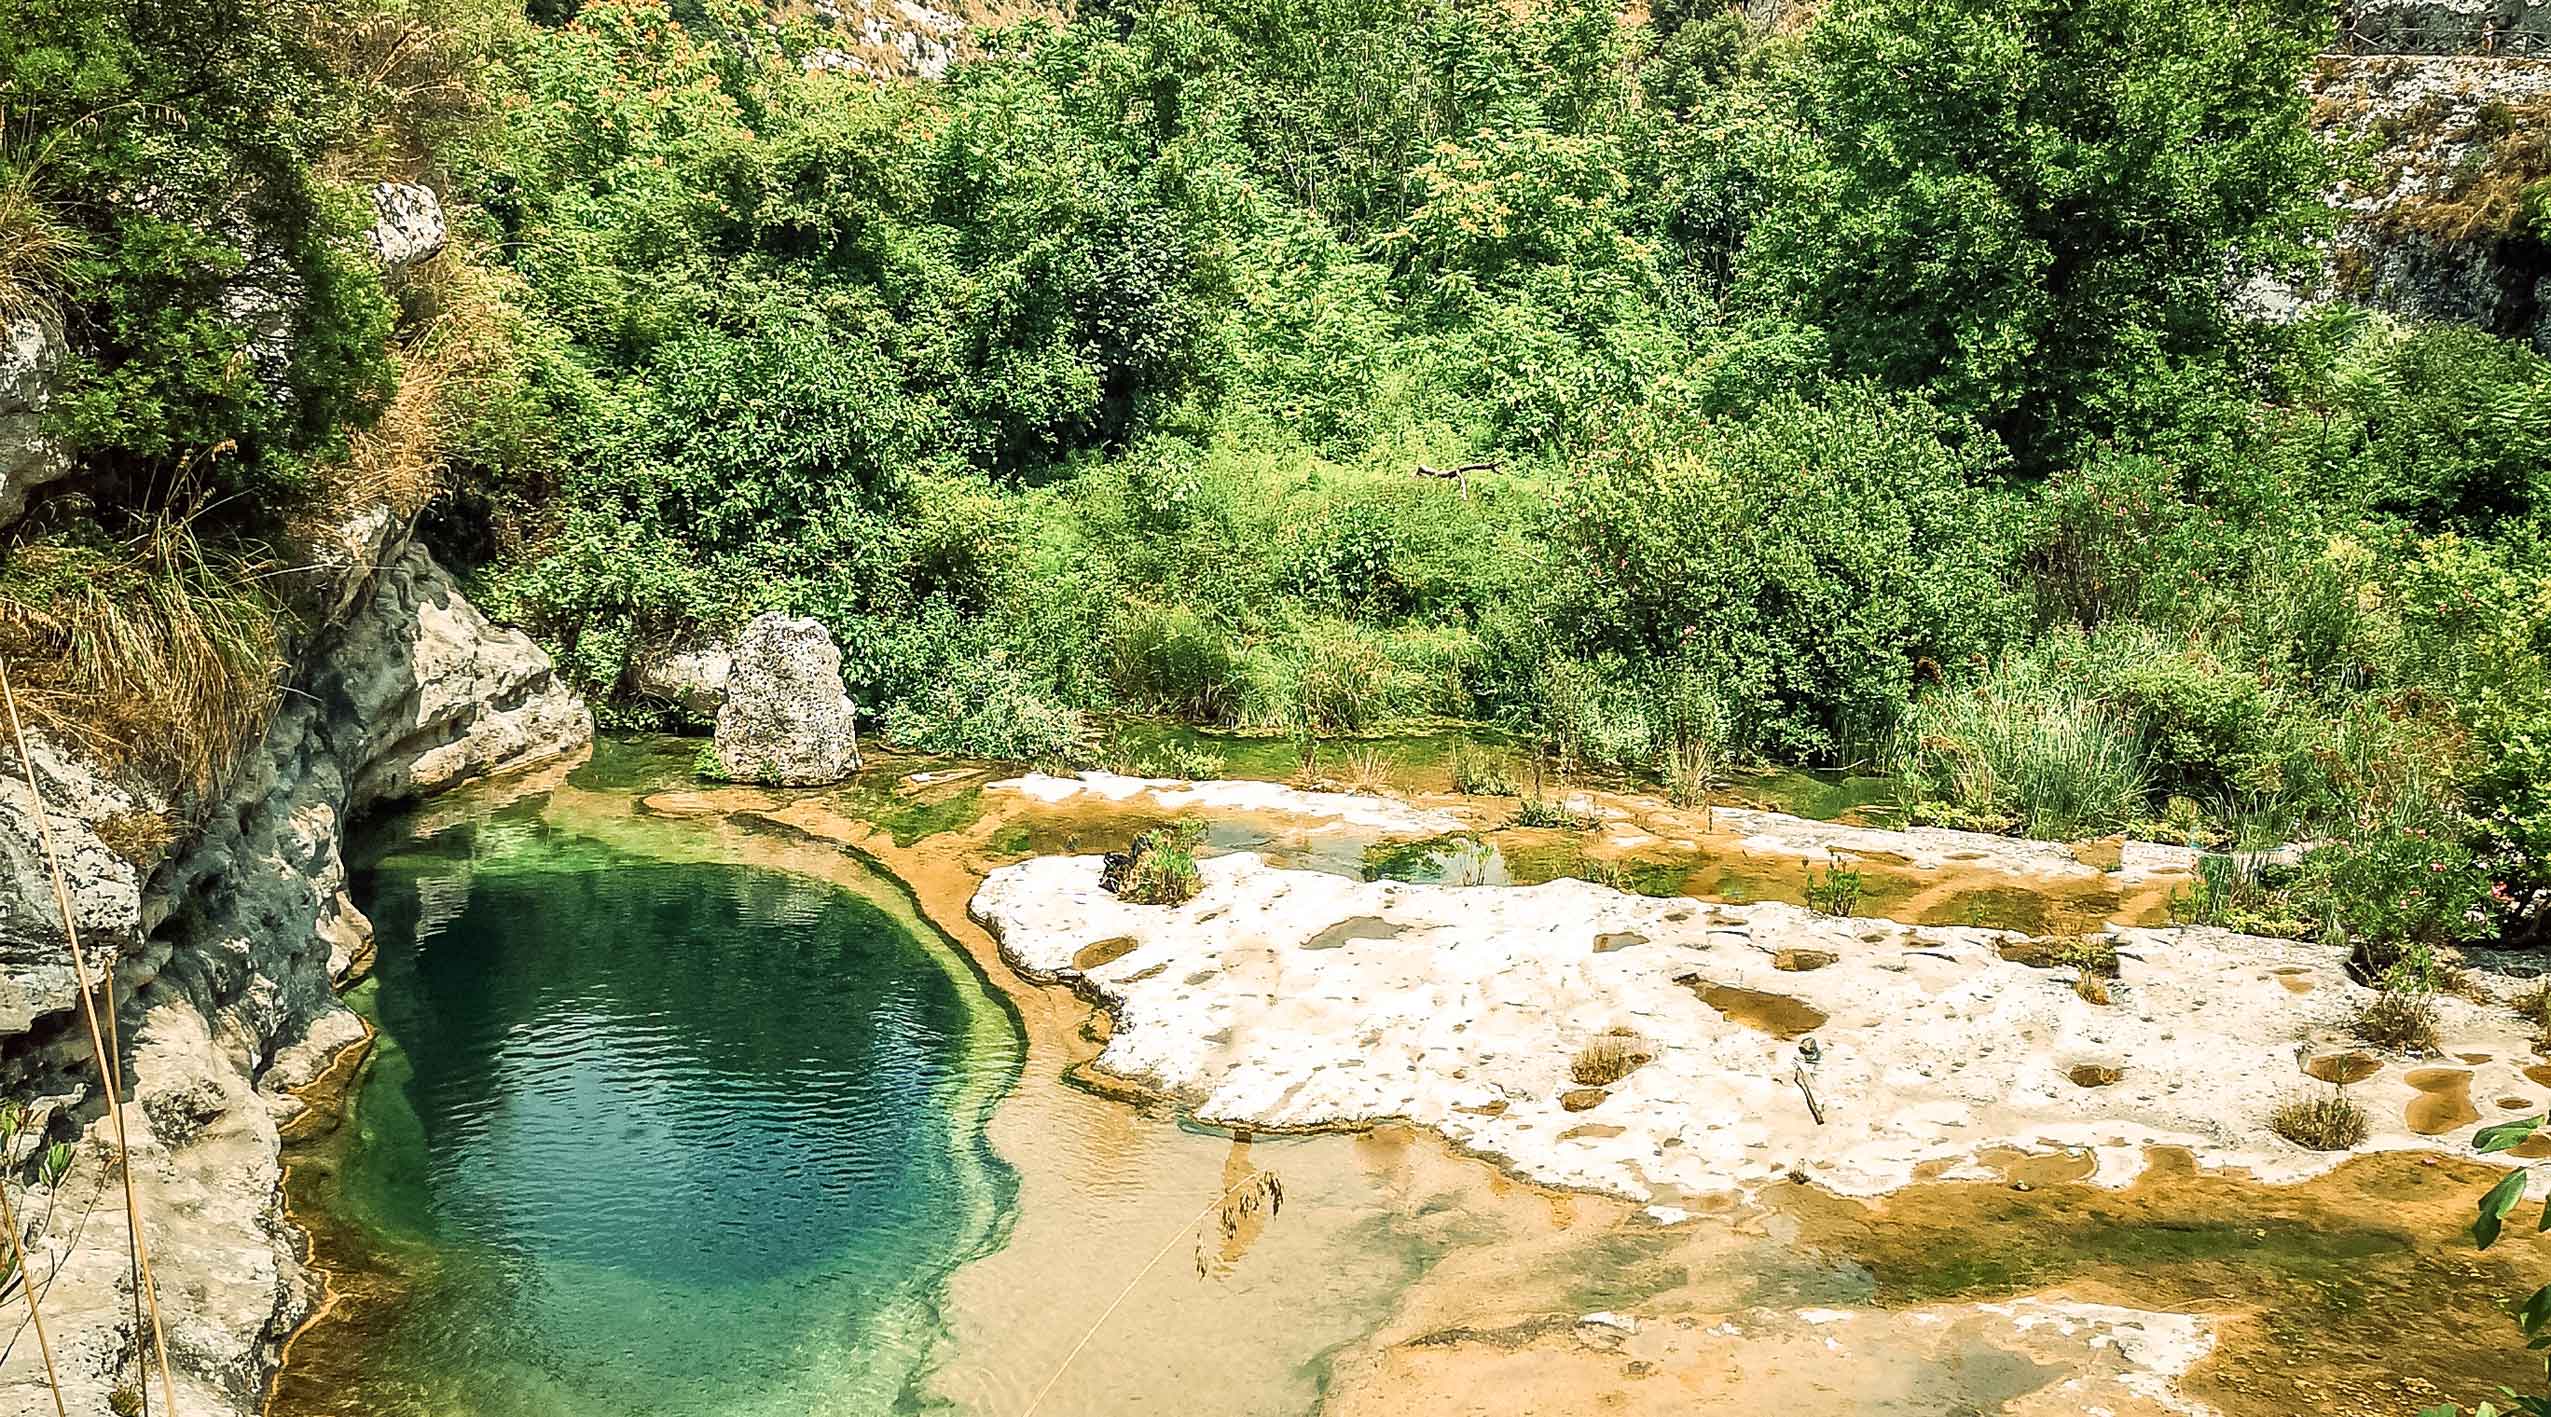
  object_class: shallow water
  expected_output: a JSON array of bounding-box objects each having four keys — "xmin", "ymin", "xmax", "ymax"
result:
[{"xmin": 270, "ymin": 805, "xmax": 1019, "ymax": 1417}]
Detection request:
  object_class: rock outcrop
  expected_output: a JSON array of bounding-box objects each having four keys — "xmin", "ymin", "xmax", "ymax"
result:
[
  {"xmin": 2302, "ymin": 54, "xmax": 2551, "ymax": 347},
  {"xmin": 2339, "ymin": 0, "xmax": 2551, "ymax": 56},
  {"xmin": 362, "ymin": 183, "xmax": 447, "ymax": 282},
  {"xmin": 712, "ymin": 613, "xmax": 861, "ymax": 785},
  {"xmin": 630, "ymin": 637, "xmax": 735, "ymax": 722},
  {"xmin": 0, "ymin": 311, "xmax": 70, "ymax": 530},
  {"xmin": 974, "ymin": 851, "xmax": 2536, "ymax": 1203},
  {"xmin": 0, "ymin": 535, "xmax": 590, "ymax": 1416}
]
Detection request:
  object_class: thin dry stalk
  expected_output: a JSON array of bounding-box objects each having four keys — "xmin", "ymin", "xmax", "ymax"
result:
[
  {"xmin": 0, "ymin": 662, "xmax": 180, "ymax": 1416},
  {"xmin": 1017, "ymin": 1168, "xmax": 1287, "ymax": 1417},
  {"xmin": 0, "ymin": 1166, "xmax": 69, "ymax": 1417}
]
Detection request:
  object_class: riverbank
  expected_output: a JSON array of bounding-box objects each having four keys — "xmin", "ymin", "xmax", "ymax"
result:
[{"xmin": 263, "ymin": 739, "xmax": 2551, "ymax": 1417}]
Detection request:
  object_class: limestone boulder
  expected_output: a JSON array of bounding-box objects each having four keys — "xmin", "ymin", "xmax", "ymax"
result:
[
  {"xmin": 713, "ymin": 613, "xmax": 862, "ymax": 785},
  {"xmin": 631, "ymin": 638, "xmax": 735, "ymax": 722},
  {"xmin": 364, "ymin": 182, "xmax": 448, "ymax": 280},
  {"xmin": 0, "ymin": 309, "xmax": 71, "ymax": 530},
  {"xmin": 339, "ymin": 543, "xmax": 596, "ymax": 810}
]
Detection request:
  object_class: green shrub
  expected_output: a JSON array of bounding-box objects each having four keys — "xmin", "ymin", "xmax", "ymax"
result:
[
  {"xmin": 1105, "ymin": 821, "xmax": 1210, "ymax": 906},
  {"xmin": 2106, "ymin": 649, "xmax": 2275, "ymax": 802},
  {"xmin": 2295, "ymin": 821, "xmax": 2498, "ymax": 973},
  {"xmin": 1449, "ymin": 741, "xmax": 1520, "ymax": 796},
  {"xmin": 1512, "ymin": 797, "xmax": 1600, "ymax": 831},
  {"xmin": 1540, "ymin": 390, "xmax": 2020, "ymax": 761},
  {"xmin": 4, "ymin": 0, "xmax": 398, "ymax": 502},
  {"xmin": 1804, "ymin": 854, "xmax": 1863, "ymax": 916},
  {"xmin": 884, "ymin": 655, "xmax": 1086, "ymax": 762}
]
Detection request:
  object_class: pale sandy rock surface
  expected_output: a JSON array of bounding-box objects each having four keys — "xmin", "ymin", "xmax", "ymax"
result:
[{"xmin": 974, "ymin": 852, "xmax": 2534, "ymax": 1203}]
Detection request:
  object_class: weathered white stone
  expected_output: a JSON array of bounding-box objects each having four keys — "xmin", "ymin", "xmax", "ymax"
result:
[
  {"xmin": 2340, "ymin": 0, "xmax": 2551, "ymax": 55},
  {"xmin": 0, "ymin": 530, "xmax": 590, "ymax": 1416},
  {"xmin": 364, "ymin": 182, "xmax": 448, "ymax": 279},
  {"xmin": 0, "ymin": 309, "xmax": 71, "ymax": 529},
  {"xmin": 343, "ymin": 543, "xmax": 595, "ymax": 809},
  {"xmin": 631, "ymin": 637, "xmax": 735, "ymax": 721},
  {"xmin": 974, "ymin": 852, "xmax": 2534, "ymax": 1204},
  {"xmin": 713, "ymin": 613, "xmax": 861, "ymax": 785}
]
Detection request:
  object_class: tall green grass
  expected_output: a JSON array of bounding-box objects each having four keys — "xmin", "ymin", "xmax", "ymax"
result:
[{"xmin": 1889, "ymin": 661, "xmax": 2149, "ymax": 840}]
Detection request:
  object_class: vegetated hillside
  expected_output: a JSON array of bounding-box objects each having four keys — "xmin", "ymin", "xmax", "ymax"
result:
[{"xmin": 6, "ymin": 0, "xmax": 2547, "ymax": 964}]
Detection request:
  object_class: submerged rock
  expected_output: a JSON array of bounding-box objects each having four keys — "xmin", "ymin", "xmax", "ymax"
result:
[{"xmin": 714, "ymin": 613, "xmax": 862, "ymax": 785}]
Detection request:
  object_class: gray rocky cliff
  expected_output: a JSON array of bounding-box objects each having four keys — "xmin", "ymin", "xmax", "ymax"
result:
[
  {"xmin": 2247, "ymin": 48, "xmax": 2551, "ymax": 347},
  {"xmin": 0, "ymin": 528, "xmax": 590, "ymax": 1416}
]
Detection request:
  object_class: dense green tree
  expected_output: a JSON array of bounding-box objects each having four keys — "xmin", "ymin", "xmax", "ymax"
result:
[
  {"xmin": 1738, "ymin": 0, "xmax": 2334, "ymax": 467},
  {"xmin": 0, "ymin": 0, "xmax": 393, "ymax": 505}
]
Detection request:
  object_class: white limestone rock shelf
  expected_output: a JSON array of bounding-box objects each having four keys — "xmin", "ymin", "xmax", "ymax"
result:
[
  {"xmin": 972, "ymin": 852, "xmax": 2535, "ymax": 1203},
  {"xmin": 991, "ymin": 771, "xmax": 1466, "ymax": 836}
]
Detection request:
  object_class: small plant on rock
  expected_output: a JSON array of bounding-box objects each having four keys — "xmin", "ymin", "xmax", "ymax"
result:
[
  {"xmin": 2351, "ymin": 946, "xmax": 2443, "ymax": 1051},
  {"xmin": 1103, "ymin": 821, "xmax": 1210, "ymax": 906},
  {"xmin": 2269, "ymin": 1090, "xmax": 2370, "ymax": 1151},
  {"xmin": 1804, "ymin": 853, "xmax": 1864, "ymax": 917},
  {"xmin": 1512, "ymin": 796, "xmax": 1600, "ymax": 831},
  {"xmin": 1569, "ymin": 1028, "xmax": 1654, "ymax": 1086},
  {"xmin": 1449, "ymin": 741, "xmax": 1518, "ymax": 796}
]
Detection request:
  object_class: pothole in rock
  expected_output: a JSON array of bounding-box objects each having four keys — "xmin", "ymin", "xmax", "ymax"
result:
[
  {"xmin": 2304, "ymin": 1052, "xmax": 2381, "ymax": 1085},
  {"xmin": 1593, "ymin": 931, "xmax": 1649, "ymax": 953},
  {"xmin": 1073, "ymin": 936, "xmax": 1140, "ymax": 970},
  {"xmin": 2405, "ymin": 1069, "xmax": 2478, "ymax": 1136},
  {"xmin": 1560, "ymin": 1088, "xmax": 1610, "ymax": 1112},
  {"xmin": 1678, "ymin": 978, "xmax": 1828, "ymax": 1039},
  {"xmin": 2068, "ymin": 1063, "xmax": 2124, "ymax": 1088},
  {"xmin": 1773, "ymin": 948, "xmax": 1838, "ymax": 972},
  {"xmin": 1303, "ymin": 915, "xmax": 1406, "ymax": 951}
]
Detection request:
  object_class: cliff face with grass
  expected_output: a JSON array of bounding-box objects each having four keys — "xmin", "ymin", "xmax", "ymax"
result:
[
  {"xmin": 0, "ymin": 3, "xmax": 597, "ymax": 1403},
  {"xmin": 2281, "ymin": 22, "xmax": 2551, "ymax": 348},
  {"xmin": 0, "ymin": 530, "xmax": 588, "ymax": 1416}
]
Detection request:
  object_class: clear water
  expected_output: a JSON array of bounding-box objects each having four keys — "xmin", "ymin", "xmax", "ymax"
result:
[{"xmin": 285, "ymin": 807, "xmax": 1020, "ymax": 1416}]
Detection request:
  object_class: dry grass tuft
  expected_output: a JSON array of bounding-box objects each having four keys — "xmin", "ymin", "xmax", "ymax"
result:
[
  {"xmin": 1569, "ymin": 1028, "xmax": 1654, "ymax": 1087},
  {"xmin": 2350, "ymin": 985, "xmax": 2440, "ymax": 1052},
  {"xmin": 1337, "ymin": 745, "xmax": 1394, "ymax": 797},
  {"xmin": 2073, "ymin": 972, "xmax": 2113, "ymax": 1006},
  {"xmin": 2269, "ymin": 1090, "xmax": 2371, "ymax": 1151},
  {"xmin": 92, "ymin": 810, "xmax": 182, "ymax": 869},
  {"xmin": 0, "ymin": 150, "xmax": 84, "ymax": 340},
  {"xmin": 2512, "ymin": 978, "xmax": 2551, "ymax": 1036},
  {"xmin": 0, "ymin": 520, "xmax": 283, "ymax": 796}
]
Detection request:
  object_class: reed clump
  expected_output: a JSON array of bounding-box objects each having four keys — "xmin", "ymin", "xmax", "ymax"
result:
[
  {"xmin": 0, "ymin": 519, "xmax": 283, "ymax": 796},
  {"xmin": 2269, "ymin": 1090, "xmax": 2371, "ymax": 1151},
  {"xmin": 1569, "ymin": 1027, "xmax": 1654, "ymax": 1087},
  {"xmin": 1102, "ymin": 821, "xmax": 1209, "ymax": 906}
]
